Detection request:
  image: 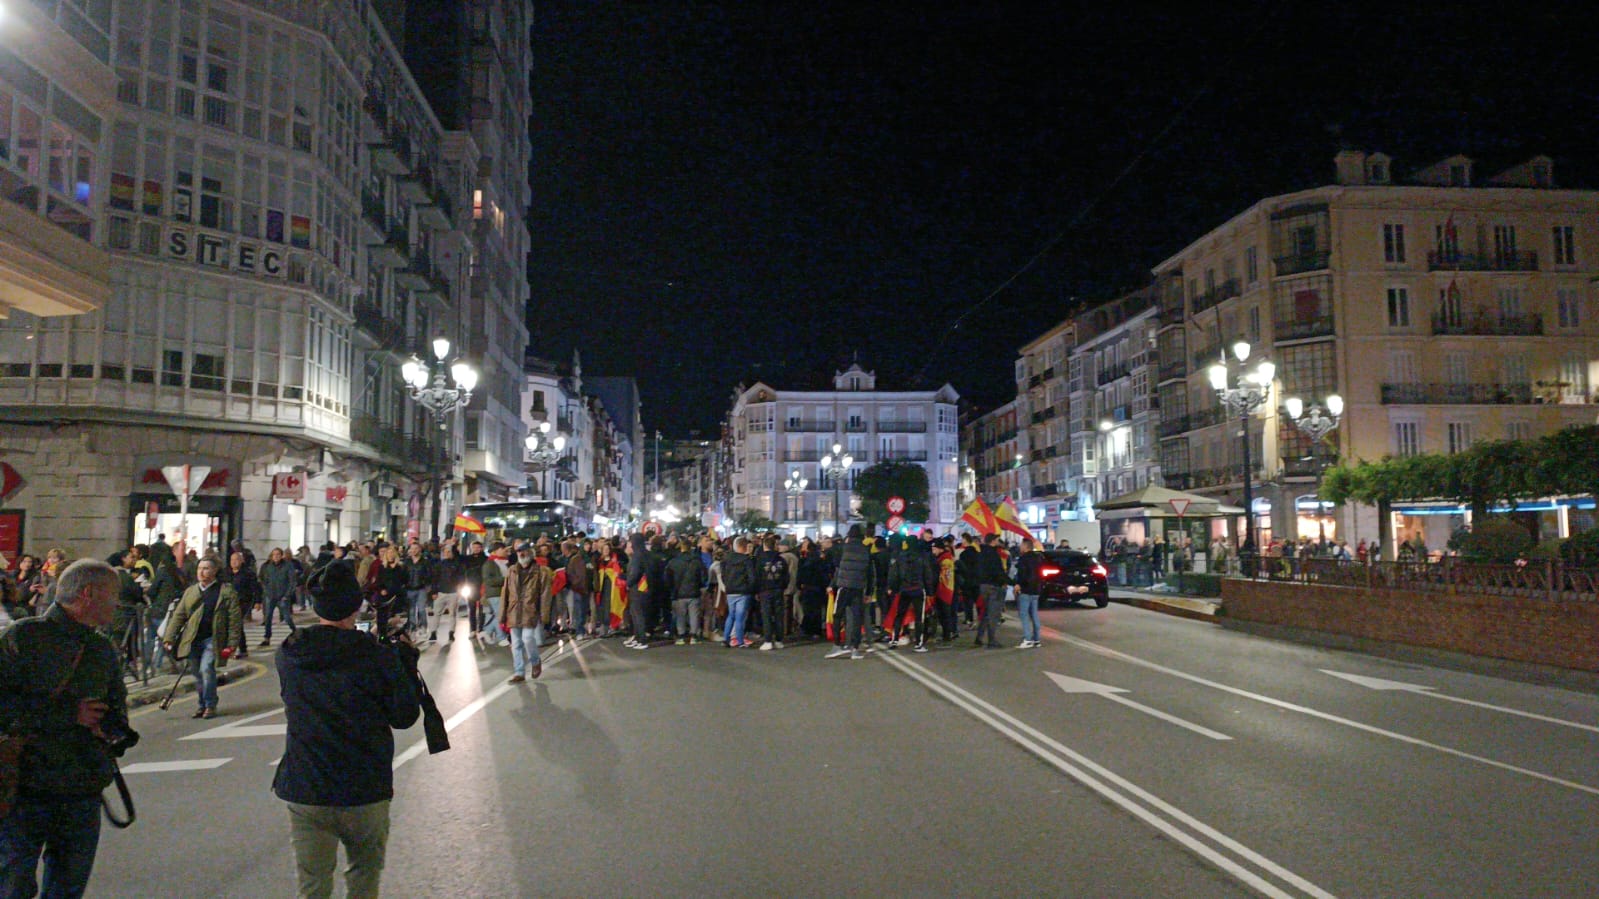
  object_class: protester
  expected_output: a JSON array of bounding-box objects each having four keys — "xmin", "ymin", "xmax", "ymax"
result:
[
  {"xmin": 719, "ymin": 536, "xmax": 759, "ymax": 649},
  {"xmin": 502, "ymin": 545, "xmax": 552, "ymax": 682},
  {"xmin": 664, "ymin": 536, "xmax": 706, "ymax": 644},
  {"xmin": 162, "ymin": 557, "xmax": 245, "ymax": 719},
  {"xmin": 754, "ymin": 534, "xmax": 790, "ymax": 651},
  {"xmin": 826, "ymin": 526, "xmax": 873, "ymax": 660},
  {"xmin": 1012, "ymin": 537, "xmax": 1046, "ymax": 649},
  {"xmin": 259, "ymin": 548, "xmax": 300, "ymax": 648},
  {"xmin": 974, "ymin": 534, "xmax": 1010, "ymax": 648}
]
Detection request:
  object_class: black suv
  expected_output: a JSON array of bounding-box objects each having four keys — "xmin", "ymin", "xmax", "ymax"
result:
[{"xmin": 1035, "ymin": 550, "xmax": 1110, "ymax": 607}]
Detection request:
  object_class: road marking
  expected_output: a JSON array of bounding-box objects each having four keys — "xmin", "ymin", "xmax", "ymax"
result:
[
  {"xmin": 1320, "ymin": 670, "xmax": 1599, "ymax": 735},
  {"xmin": 1044, "ymin": 627, "xmax": 1599, "ymax": 797},
  {"xmin": 179, "ymin": 707, "xmax": 286, "ymax": 740},
  {"xmin": 1046, "ymin": 671, "xmax": 1232, "ymax": 740},
  {"xmin": 883, "ymin": 652, "xmax": 1336, "ymax": 899},
  {"xmin": 120, "ymin": 758, "xmax": 231, "ymax": 774}
]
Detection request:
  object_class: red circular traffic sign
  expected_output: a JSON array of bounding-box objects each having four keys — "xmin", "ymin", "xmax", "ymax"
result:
[
  {"xmin": 887, "ymin": 515, "xmax": 905, "ymax": 530},
  {"xmin": 886, "ymin": 496, "xmax": 906, "ymax": 515}
]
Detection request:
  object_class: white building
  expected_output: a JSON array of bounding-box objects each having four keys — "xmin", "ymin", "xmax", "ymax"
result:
[
  {"xmin": 1067, "ymin": 287, "xmax": 1161, "ymax": 516},
  {"xmin": 0, "ymin": 0, "xmax": 527, "ymax": 558},
  {"xmin": 726, "ymin": 363, "xmax": 961, "ymax": 537}
]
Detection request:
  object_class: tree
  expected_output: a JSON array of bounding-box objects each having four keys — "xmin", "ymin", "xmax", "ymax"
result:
[
  {"xmin": 731, "ymin": 509, "xmax": 779, "ymax": 534},
  {"xmin": 852, "ymin": 461, "xmax": 931, "ymax": 526}
]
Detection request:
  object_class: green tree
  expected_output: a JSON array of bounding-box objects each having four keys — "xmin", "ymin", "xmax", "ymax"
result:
[
  {"xmin": 731, "ymin": 509, "xmax": 779, "ymax": 534},
  {"xmin": 852, "ymin": 461, "xmax": 931, "ymax": 526},
  {"xmin": 1533, "ymin": 425, "xmax": 1599, "ymax": 503}
]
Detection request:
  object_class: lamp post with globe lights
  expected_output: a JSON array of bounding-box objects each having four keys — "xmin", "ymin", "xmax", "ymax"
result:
[
  {"xmin": 819, "ymin": 442, "xmax": 855, "ymax": 536},
  {"xmin": 1208, "ymin": 341, "xmax": 1275, "ymax": 576},
  {"xmin": 524, "ymin": 420, "xmax": 568, "ymax": 499},
  {"xmin": 401, "ymin": 338, "xmax": 477, "ymax": 540},
  {"xmin": 1285, "ymin": 393, "xmax": 1344, "ymax": 550},
  {"xmin": 784, "ymin": 468, "xmax": 809, "ymax": 533}
]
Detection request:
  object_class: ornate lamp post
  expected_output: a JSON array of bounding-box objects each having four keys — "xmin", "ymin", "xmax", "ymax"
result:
[
  {"xmin": 1208, "ymin": 341, "xmax": 1275, "ymax": 575},
  {"xmin": 524, "ymin": 420, "xmax": 568, "ymax": 499},
  {"xmin": 784, "ymin": 467, "xmax": 809, "ymax": 532},
  {"xmin": 401, "ymin": 338, "xmax": 477, "ymax": 540},
  {"xmin": 818, "ymin": 442, "xmax": 855, "ymax": 536},
  {"xmin": 1285, "ymin": 393, "xmax": 1344, "ymax": 549}
]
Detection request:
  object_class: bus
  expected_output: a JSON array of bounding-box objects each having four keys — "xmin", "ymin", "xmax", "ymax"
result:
[{"xmin": 455, "ymin": 500, "xmax": 593, "ymax": 545}]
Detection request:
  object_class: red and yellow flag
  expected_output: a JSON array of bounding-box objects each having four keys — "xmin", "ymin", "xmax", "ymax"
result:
[
  {"xmin": 453, "ymin": 513, "xmax": 486, "ymax": 535},
  {"xmin": 936, "ymin": 549, "xmax": 955, "ymax": 606},
  {"xmin": 960, "ymin": 498, "xmax": 999, "ymax": 535},
  {"xmin": 598, "ymin": 555, "xmax": 629, "ymax": 629},
  {"xmin": 994, "ymin": 497, "xmax": 1033, "ymax": 540}
]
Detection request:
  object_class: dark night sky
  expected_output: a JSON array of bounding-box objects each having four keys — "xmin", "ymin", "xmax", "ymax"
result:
[{"xmin": 527, "ymin": 2, "xmax": 1599, "ymax": 437}]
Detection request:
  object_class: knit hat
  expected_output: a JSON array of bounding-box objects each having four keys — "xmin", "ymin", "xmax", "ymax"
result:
[{"xmin": 307, "ymin": 560, "xmax": 364, "ymax": 621}]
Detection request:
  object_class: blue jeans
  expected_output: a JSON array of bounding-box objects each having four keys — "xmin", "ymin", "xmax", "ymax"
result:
[
  {"xmin": 194, "ymin": 636, "xmax": 219, "ymax": 710},
  {"xmin": 564, "ymin": 589, "xmax": 587, "ymax": 633},
  {"xmin": 1017, "ymin": 592, "xmax": 1040, "ymax": 643},
  {"xmin": 510, "ymin": 625, "xmax": 543, "ymax": 676},
  {"xmin": 263, "ymin": 593, "xmax": 296, "ymax": 642},
  {"xmin": 0, "ymin": 795, "xmax": 102, "ymax": 899},
  {"xmin": 406, "ymin": 589, "xmax": 430, "ymax": 632},
  {"xmin": 482, "ymin": 595, "xmax": 504, "ymax": 644},
  {"xmin": 724, "ymin": 594, "xmax": 750, "ymax": 645}
]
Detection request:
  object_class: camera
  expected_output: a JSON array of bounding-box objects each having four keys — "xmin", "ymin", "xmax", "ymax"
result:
[{"xmin": 99, "ymin": 719, "xmax": 140, "ymax": 756}]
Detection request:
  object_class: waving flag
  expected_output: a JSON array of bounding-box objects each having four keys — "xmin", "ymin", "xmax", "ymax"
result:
[
  {"xmin": 960, "ymin": 498, "xmax": 999, "ymax": 535},
  {"xmin": 597, "ymin": 555, "xmax": 629, "ymax": 630},
  {"xmin": 994, "ymin": 497, "xmax": 1033, "ymax": 539},
  {"xmin": 453, "ymin": 513, "xmax": 485, "ymax": 535}
]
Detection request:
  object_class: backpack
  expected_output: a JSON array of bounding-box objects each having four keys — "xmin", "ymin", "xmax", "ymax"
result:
[{"xmin": 759, "ymin": 552, "xmax": 788, "ymax": 591}]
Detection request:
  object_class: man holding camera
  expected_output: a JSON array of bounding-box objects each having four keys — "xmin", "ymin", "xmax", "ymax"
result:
[
  {"xmin": 0, "ymin": 558, "xmax": 139, "ymax": 899},
  {"xmin": 275, "ymin": 560, "xmax": 420, "ymax": 899}
]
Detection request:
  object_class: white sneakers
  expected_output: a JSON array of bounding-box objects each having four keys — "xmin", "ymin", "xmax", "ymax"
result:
[
  {"xmin": 1018, "ymin": 640, "xmax": 1041, "ymax": 649},
  {"xmin": 825, "ymin": 646, "xmax": 851, "ymax": 659},
  {"xmin": 759, "ymin": 641, "xmax": 774, "ymax": 651}
]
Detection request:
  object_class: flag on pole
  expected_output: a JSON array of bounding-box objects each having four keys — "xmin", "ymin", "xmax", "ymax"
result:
[
  {"xmin": 994, "ymin": 497, "xmax": 1033, "ymax": 539},
  {"xmin": 960, "ymin": 498, "xmax": 999, "ymax": 535},
  {"xmin": 453, "ymin": 513, "xmax": 486, "ymax": 535}
]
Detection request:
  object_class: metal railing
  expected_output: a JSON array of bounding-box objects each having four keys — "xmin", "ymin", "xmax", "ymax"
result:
[
  {"xmin": 875, "ymin": 420, "xmax": 927, "ymax": 433},
  {"xmin": 1274, "ymin": 250, "xmax": 1331, "ymax": 275},
  {"xmin": 785, "ymin": 421, "xmax": 836, "ymax": 432},
  {"xmin": 1427, "ymin": 250, "xmax": 1539, "ymax": 272},
  {"xmin": 1263, "ymin": 557, "xmax": 1599, "ymax": 601},
  {"xmin": 1275, "ymin": 314, "xmax": 1335, "ymax": 341},
  {"xmin": 1431, "ymin": 312, "xmax": 1543, "ymax": 337},
  {"xmin": 1380, "ymin": 382, "xmax": 1535, "ymax": 405}
]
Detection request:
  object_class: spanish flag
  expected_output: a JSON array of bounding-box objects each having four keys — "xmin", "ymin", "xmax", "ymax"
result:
[
  {"xmin": 825, "ymin": 587, "xmax": 837, "ymax": 642},
  {"xmin": 960, "ymin": 498, "xmax": 999, "ymax": 535},
  {"xmin": 994, "ymin": 497, "xmax": 1033, "ymax": 539},
  {"xmin": 936, "ymin": 549, "xmax": 955, "ymax": 606},
  {"xmin": 453, "ymin": 513, "xmax": 486, "ymax": 535},
  {"xmin": 597, "ymin": 555, "xmax": 629, "ymax": 630}
]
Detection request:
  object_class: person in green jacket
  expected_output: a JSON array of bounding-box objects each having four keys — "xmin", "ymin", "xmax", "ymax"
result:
[{"xmin": 161, "ymin": 557, "xmax": 244, "ymax": 719}]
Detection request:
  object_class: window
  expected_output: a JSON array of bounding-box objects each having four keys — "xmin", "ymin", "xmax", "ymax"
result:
[
  {"xmin": 1387, "ymin": 350, "xmax": 1417, "ymax": 384},
  {"xmin": 1553, "ymin": 225, "xmax": 1576, "ymax": 266},
  {"xmin": 202, "ymin": 96, "xmax": 231, "ymax": 129},
  {"xmin": 161, "ymin": 349, "xmax": 184, "ymax": 387},
  {"xmin": 1557, "ymin": 288, "xmax": 1581, "ymax": 329},
  {"xmin": 1443, "ymin": 352, "xmax": 1469, "ymax": 385},
  {"xmin": 1245, "ymin": 247, "xmax": 1258, "ymax": 284},
  {"xmin": 1386, "ymin": 287, "xmax": 1410, "ymax": 327},
  {"xmin": 1439, "ymin": 285, "xmax": 1463, "ymax": 328},
  {"xmin": 1496, "ymin": 286, "xmax": 1525, "ymax": 320},
  {"xmin": 1383, "ymin": 223, "xmax": 1406, "ymax": 263},
  {"xmin": 1247, "ymin": 306, "xmax": 1260, "ymax": 342},
  {"xmin": 1506, "ymin": 420, "xmax": 1532, "ymax": 442},
  {"xmin": 1492, "ymin": 225, "xmax": 1517, "ymax": 261},
  {"xmin": 1502, "ymin": 353, "xmax": 1528, "ymax": 387},
  {"xmin": 1393, "ymin": 421, "xmax": 1420, "ymax": 457},
  {"xmin": 1446, "ymin": 421, "xmax": 1473, "ymax": 454}
]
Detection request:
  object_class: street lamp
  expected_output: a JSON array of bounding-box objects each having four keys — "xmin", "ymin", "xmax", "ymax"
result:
[
  {"xmin": 401, "ymin": 338, "xmax": 477, "ymax": 540},
  {"xmin": 524, "ymin": 420, "xmax": 568, "ymax": 498},
  {"xmin": 784, "ymin": 468, "xmax": 809, "ymax": 530},
  {"xmin": 818, "ymin": 442, "xmax": 855, "ymax": 536},
  {"xmin": 1208, "ymin": 341, "xmax": 1275, "ymax": 575},
  {"xmin": 1285, "ymin": 393, "xmax": 1344, "ymax": 549}
]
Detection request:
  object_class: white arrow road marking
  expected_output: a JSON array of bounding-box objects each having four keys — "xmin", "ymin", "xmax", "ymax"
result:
[
  {"xmin": 120, "ymin": 758, "xmax": 232, "ymax": 774},
  {"xmin": 180, "ymin": 708, "xmax": 286, "ymax": 740},
  {"xmin": 1046, "ymin": 671, "xmax": 1232, "ymax": 740},
  {"xmin": 1046, "ymin": 627, "xmax": 1599, "ymax": 797},
  {"xmin": 1321, "ymin": 669, "xmax": 1599, "ymax": 734}
]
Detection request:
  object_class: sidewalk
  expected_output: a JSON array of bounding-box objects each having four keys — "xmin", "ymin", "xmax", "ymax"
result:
[
  {"xmin": 1109, "ymin": 586, "xmax": 1220, "ymax": 622},
  {"xmin": 125, "ymin": 607, "xmax": 316, "ymax": 708}
]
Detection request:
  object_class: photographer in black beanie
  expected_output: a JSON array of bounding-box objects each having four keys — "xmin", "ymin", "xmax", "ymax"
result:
[{"xmin": 272, "ymin": 561, "xmax": 419, "ymax": 899}]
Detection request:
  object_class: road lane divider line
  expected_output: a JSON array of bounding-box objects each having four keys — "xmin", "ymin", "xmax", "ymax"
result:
[
  {"xmin": 882, "ymin": 652, "xmax": 1337, "ymax": 899},
  {"xmin": 120, "ymin": 758, "xmax": 232, "ymax": 774},
  {"xmin": 179, "ymin": 707, "xmax": 287, "ymax": 740},
  {"xmin": 393, "ymin": 638, "xmax": 578, "ymax": 771},
  {"xmin": 1045, "ymin": 671, "xmax": 1232, "ymax": 740},
  {"xmin": 1045, "ymin": 627, "xmax": 1599, "ymax": 797},
  {"xmin": 1320, "ymin": 670, "xmax": 1599, "ymax": 734}
]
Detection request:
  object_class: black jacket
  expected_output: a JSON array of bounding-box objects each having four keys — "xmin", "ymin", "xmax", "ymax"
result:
[
  {"xmin": 625, "ymin": 534, "xmax": 650, "ymax": 591},
  {"xmin": 977, "ymin": 545, "xmax": 1011, "ymax": 586},
  {"xmin": 1015, "ymin": 550, "xmax": 1048, "ymax": 593},
  {"xmin": 888, "ymin": 543, "xmax": 938, "ymax": 595},
  {"xmin": 433, "ymin": 556, "xmax": 464, "ymax": 594},
  {"xmin": 830, "ymin": 540, "xmax": 872, "ymax": 591},
  {"xmin": 754, "ymin": 549, "xmax": 789, "ymax": 593},
  {"xmin": 664, "ymin": 550, "xmax": 706, "ymax": 599},
  {"xmin": 955, "ymin": 547, "xmax": 981, "ymax": 593},
  {"xmin": 272, "ymin": 625, "xmax": 420, "ymax": 807},
  {"xmin": 720, "ymin": 551, "xmax": 760, "ymax": 595},
  {"xmin": 404, "ymin": 556, "xmax": 436, "ymax": 591}
]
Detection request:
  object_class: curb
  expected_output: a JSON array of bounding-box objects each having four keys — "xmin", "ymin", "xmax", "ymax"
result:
[
  {"xmin": 1109, "ymin": 593, "xmax": 1222, "ymax": 623},
  {"xmin": 126, "ymin": 660, "xmax": 266, "ymax": 709}
]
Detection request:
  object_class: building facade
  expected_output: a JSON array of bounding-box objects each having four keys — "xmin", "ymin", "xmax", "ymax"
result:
[
  {"xmin": 0, "ymin": 0, "xmax": 529, "ymax": 559},
  {"xmin": 1068, "ymin": 286, "xmax": 1160, "ymax": 515},
  {"xmin": 726, "ymin": 364, "xmax": 961, "ymax": 537},
  {"xmin": 962, "ymin": 398, "xmax": 1024, "ymax": 505},
  {"xmin": 1153, "ymin": 150, "xmax": 1599, "ymax": 553},
  {"xmin": 1015, "ymin": 319, "xmax": 1074, "ymax": 521}
]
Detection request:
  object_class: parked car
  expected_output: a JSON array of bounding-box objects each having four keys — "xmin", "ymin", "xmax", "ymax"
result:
[{"xmin": 1038, "ymin": 550, "xmax": 1109, "ymax": 607}]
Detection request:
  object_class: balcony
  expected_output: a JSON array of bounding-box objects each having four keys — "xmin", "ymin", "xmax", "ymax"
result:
[
  {"xmin": 1155, "ymin": 404, "xmax": 1227, "ymax": 439},
  {"xmin": 417, "ymin": 187, "xmax": 454, "ymax": 231},
  {"xmin": 783, "ymin": 450, "xmax": 826, "ymax": 462},
  {"xmin": 367, "ymin": 217, "xmax": 410, "ymax": 268},
  {"xmin": 1275, "ymin": 314, "xmax": 1335, "ymax": 341},
  {"xmin": 785, "ymin": 420, "xmax": 836, "ymax": 432},
  {"xmin": 844, "ymin": 421, "xmax": 869, "ymax": 432},
  {"xmin": 1189, "ymin": 339, "xmax": 1223, "ymax": 371},
  {"xmin": 879, "ymin": 450, "xmax": 929, "ymax": 462},
  {"xmin": 396, "ymin": 166, "xmax": 434, "ymax": 204},
  {"xmin": 1274, "ymin": 250, "xmax": 1331, "ymax": 276},
  {"xmin": 395, "ymin": 248, "xmax": 434, "ymax": 292},
  {"xmin": 875, "ymin": 420, "xmax": 927, "ymax": 433},
  {"xmin": 360, "ymin": 188, "xmax": 386, "ymax": 235},
  {"xmin": 1191, "ymin": 278, "xmax": 1241, "ymax": 314},
  {"xmin": 1427, "ymin": 250, "xmax": 1539, "ymax": 272},
  {"xmin": 1380, "ymin": 382, "xmax": 1536, "ymax": 405},
  {"xmin": 1030, "ymin": 484, "xmax": 1056, "ymax": 499},
  {"xmin": 352, "ymin": 300, "xmax": 408, "ymax": 353},
  {"xmin": 1431, "ymin": 311, "xmax": 1543, "ymax": 337},
  {"xmin": 1280, "ymin": 450, "xmax": 1338, "ymax": 479},
  {"xmin": 351, "ymin": 412, "xmax": 430, "ymax": 465},
  {"xmin": 1157, "ymin": 360, "xmax": 1187, "ymax": 383},
  {"xmin": 1028, "ymin": 374, "xmax": 1043, "ymax": 388},
  {"xmin": 367, "ymin": 124, "xmax": 412, "ymax": 175},
  {"xmin": 1097, "ymin": 360, "xmax": 1132, "ymax": 385}
]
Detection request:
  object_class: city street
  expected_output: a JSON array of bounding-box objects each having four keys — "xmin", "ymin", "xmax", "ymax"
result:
[{"xmin": 90, "ymin": 599, "xmax": 1599, "ymax": 898}]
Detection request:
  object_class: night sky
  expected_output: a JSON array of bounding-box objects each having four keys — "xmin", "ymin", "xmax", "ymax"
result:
[{"xmin": 527, "ymin": 2, "xmax": 1599, "ymax": 437}]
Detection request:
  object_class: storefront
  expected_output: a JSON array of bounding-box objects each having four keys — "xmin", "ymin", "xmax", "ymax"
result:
[{"xmin": 128, "ymin": 455, "xmax": 242, "ymax": 556}]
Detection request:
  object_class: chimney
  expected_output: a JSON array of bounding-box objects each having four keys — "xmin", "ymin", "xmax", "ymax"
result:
[{"xmin": 1334, "ymin": 149, "xmax": 1367, "ymax": 185}]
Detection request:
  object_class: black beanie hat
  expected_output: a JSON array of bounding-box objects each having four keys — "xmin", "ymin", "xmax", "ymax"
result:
[{"xmin": 307, "ymin": 561, "xmax": 363, "ymax": 622}]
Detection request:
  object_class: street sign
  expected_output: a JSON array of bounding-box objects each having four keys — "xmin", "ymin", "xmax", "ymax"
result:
[
  {"xmin": 1169, "ymin": 498, "xmax": 1191, "ymax": 517},
  {"xmin": 886, "ymin": 496, "xmax": 906, "ymax": 515},
  {"xmin": 886, "ymin": 515, "xmax": 905, "ymax": 531}
]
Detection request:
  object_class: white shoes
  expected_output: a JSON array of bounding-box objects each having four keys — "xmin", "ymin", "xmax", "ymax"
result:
[
  {"xmin": 759, "ymin": 641, "xmax": 774, "ymax": 651},
  {"xmin": 825, "ymin": 646, "xmax": 851, "ymax": 659}
]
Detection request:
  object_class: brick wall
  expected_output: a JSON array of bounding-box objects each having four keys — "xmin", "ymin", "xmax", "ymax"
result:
[{"xmin": 1221, "ymin": 580, "xmax": 1599, "ymax": 672}]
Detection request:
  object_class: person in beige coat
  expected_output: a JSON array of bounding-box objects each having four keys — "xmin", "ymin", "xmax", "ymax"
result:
[{"xmin": 501, "ymin": 546, "xmax": 552, "ymax": 683}]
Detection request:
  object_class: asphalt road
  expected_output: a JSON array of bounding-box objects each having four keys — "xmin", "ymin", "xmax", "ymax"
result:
[{"xmin": 86, "ymin": 600, "xmax": 1599, "ymax": 898}]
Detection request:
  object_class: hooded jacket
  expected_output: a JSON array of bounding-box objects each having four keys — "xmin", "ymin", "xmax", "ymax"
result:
[
  {"xmin": 271, "ymin": 625, "xmax": 419, "ymax": 807},
  {"xmin": 888, "ymin": 540, "xmax": 938, "ymax": 595},
  {"xmin": 664, "ymin": 549, "xmax": 706, "ymax": 599},
  {"xmin": 830, "ymin": 539, "xmax": 872, "ymax": 592}
]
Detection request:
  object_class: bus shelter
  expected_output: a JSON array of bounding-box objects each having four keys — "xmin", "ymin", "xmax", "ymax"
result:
[{"xmin": 1095, "ymin": 485, "xmax": 1241, "ymax": 581}]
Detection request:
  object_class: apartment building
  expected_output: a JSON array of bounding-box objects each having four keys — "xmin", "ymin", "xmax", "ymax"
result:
[
  {"xmin": 727, "ymin": 363, "xmax": 962, "ymax": 537},
  {"xmin": 1015, "ymin": 319, "xmax": 1073, "ymax": 511},
  {"xmin": 0, "ymin": 0, "xmax": 522, "ymax": 556},
  {"xmin": 1153, "ymin": 149, "xmax": 1599, "ymax": 551},
  {"xmin": 962, "ymin": 398, "xmax": 1025, "ymax": 506},
  {"xmin": 1067, "ymin": 286, "xmax": 1160, "ymax": 515}
]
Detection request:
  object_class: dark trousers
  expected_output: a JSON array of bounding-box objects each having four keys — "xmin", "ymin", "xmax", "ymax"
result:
[
  {"xmin": 837, "ymin": 587, "xmax": 867, "ymax": 649},
  {"xmin": 976, "ymin": 584, "xmax": 1004, "ymax": 645},
  {"xmin": 629, "ymin": 590, "xmax": 652, "ymax": 640},
  {"xmin": 262, "ymin": 593, "xmax": 295, "ymax": 642},
  {"xmin": 757, "ymin": 590, "xmax": 785, "ymax": 643},
  {"xmin": 0, "ymin": 795, "xmax": 102, "ymax": 899},
  {"xmin": 935, "ymin": 598, "xmax": 959, "ymax": 640},
  {"xmin": 896, "ymin": 590, "xmax": 926, "ymax": 643}
]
